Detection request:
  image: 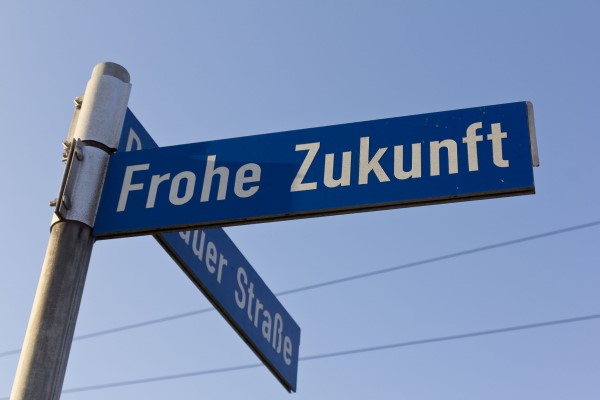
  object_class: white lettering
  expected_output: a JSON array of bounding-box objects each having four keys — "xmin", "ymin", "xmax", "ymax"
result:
[
  {"xmin": 179, "ymin": 230, "xmax": 227, "ymax": 284},
  {"xmin": 146, "ymin": 173, "xmax": 170, "ymax": 208},
  {"xmin": 169, "ymin": 171, "xmax": 196, "ymax": 205},
  {"xmin": 205, "ymin": 241, "xmax": 217, "ymax": 274},
  {"xmin": 116, "ymin": 156, "xmax": 261, "ymax": 212},
  {"xmin": 192, "ymin": 230, "xmax": 206, "ymax": 261},
  {"xmin": 488, "ymin": 123, "xmax": 510, "ymax": 168},
  {"xmin": 235, "ymin": 267, "xmax": 247, "ymax": 309},
  {"xmin": 233, "ymin": 265, "xmax": 294, "ymax": 365},
  {"xmin": 200, "ymin": 155, "xmax": 229, "ymax": 202},
  {"xmin": 217, "ymin": 254, "xmax": 227, "ymax": 284},
  {"xmin": 125, "ymin": 129, "xmax": 142, "ymax": 151},
  {"xmin": 430, "ymin": 139, "xmax": 458, "ymax": 176},
  {"xmin": 324, "ymin": 151, "xmax": 351, "ymax": 188},
  {"xmin": 234, "ymin": 163, "xmax": 261, "ymax": 198},
  {"xmin": 117, "ymin": 164, "xmax": 150, "ymax": 212},
  {"xmin": 283, "ymin": 336, "xmax": 293, "ymax": 366},
  {"xmin": 359, "ymin": 137, "xmax": 390, "ymax": 184},
  {"xmin": 462, "ymin": 122, "xmax": 483, "ymax": 172},
  {"xmin": 291, "ymin": 142, "xmax": 320, "ymax": 192},
  {"xmin": 272, "ymin": 313, "xmax": 283, "ymax": 353},
  {"xmin": 394, "ymin": 143, "xmax": 422, "ymax": 179},
  {"xmin": 262, "ymin": 310, "xmax": 272, "ymax": 341},
  {"xmin": 246, "ymin": 281, "xmax": 255, "ymax": 322},
  {"xmin": 179, "ymin": 231, "xmax": 190, "ymax": 244},
  {"xmin": 253, "ymin": 298, "xmax": 264, "ymax": 328}
]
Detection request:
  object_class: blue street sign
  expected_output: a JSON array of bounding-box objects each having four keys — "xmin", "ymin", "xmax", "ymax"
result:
[
  {"xmin": 118, "ymin": 110, "xmax": 300, "ymax": 392},
  {"xmin": 96, "ymin": 102, "xmax": 537, "ymax": 238}
]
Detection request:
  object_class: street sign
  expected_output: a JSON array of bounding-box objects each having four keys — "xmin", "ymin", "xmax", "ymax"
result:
[
  {"xmin": 96, "ymin": 101, "xmax": 538, "ymax": 238},
  {"xmin": 119, "ymin": 111, "xmax": 300, "ymax": 392}
]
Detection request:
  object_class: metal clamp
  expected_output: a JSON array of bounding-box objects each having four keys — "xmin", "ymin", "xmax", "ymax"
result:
[{"xmin": 53, "ymin": 139, "xmax": 110, "ymax": 227}]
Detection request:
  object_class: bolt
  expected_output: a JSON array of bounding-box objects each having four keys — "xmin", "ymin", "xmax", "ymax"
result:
[{"xmin": 62, "ymin": 140, "xmax": 71, "ymax": 162}]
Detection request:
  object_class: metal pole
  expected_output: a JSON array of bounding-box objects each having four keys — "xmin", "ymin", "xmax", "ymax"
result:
[{"xmin": 10, "ymin": 62, "xmax": 131, "ymax": 400}]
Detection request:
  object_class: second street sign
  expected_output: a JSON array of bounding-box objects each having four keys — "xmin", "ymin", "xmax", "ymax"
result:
[
  {"xmin": 118, "ymin": 110, "xmax": 300, "ymax": 392},
  {"xmin": 95, "ymin": 101, "xmax": 538, "ymax": 238}
]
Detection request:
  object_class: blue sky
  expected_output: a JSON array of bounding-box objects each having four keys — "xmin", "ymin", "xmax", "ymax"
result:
[{"xmin": 1, "ymin": 1, "xmax": 599, "ymax": 399}]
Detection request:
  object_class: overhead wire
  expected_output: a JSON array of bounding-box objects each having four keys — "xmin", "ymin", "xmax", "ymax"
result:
[
  {"xmin": 46, "ymin": 312, "xmax": 600, "ymax": 396},
  {"xmin": 1, "ymin": 220, "xmax": 598, "ymax": 360}
]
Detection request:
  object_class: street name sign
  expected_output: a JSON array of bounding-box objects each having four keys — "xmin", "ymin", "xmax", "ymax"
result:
[
  {"xmin": 96, "ymin": 101, "xmax": 538, "ymax": 238},
  {"xmin": 119, "ymin": 110, "xmax": 300, "ymax": 392}
]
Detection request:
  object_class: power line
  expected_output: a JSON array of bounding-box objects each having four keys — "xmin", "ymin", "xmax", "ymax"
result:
[
  {"xmin": 275, "ymin": 220, "xmax": 600, "ymax": 296},
  {"xmin": 1, "ymin": 220, "xmax": 598, "ymax": 359},
  {"xmin": 299, "ymin": 313, "xmax": 600, "ymax": 362},
  {"xmin": 46, "ymin": 312, "xmax": 600, "ymax": 396}
]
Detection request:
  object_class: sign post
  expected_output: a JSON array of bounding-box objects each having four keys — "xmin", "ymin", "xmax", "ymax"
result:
[
  {"xmin": 10, "ymin": 63, "xmax": 131, "ymax": 400},
  {"xmin": 12, "ymin": 60, "xmax": 538, "ymax": 396}
]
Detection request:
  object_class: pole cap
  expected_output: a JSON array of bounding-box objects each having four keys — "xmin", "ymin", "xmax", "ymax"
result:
[{"xmin": 92, "ymin": 62, "xmax": 130, "ymax": 83}]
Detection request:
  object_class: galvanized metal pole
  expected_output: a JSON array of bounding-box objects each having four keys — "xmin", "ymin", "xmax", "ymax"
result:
[{"xmin": 10, "ymin": 62, "xmax": 131, "ymax": 400}]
